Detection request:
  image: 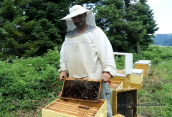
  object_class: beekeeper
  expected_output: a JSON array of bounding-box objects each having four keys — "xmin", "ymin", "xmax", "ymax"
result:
[{"xmin": 59, "ymin": 5, "xmax": 117, "ymax": 117}]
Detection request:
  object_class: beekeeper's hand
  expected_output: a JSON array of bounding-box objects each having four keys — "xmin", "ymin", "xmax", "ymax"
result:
[
  {"xmin": 59, "ymin": 71, "xmax": 67, "ymax": 81},
  {"xmin": 101, "ymin": 72, "xmax": 111, "ymax": 83}
]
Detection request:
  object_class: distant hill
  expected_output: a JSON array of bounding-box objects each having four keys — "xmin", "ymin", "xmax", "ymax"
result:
[{"xmin": 152, "ymin": 33, "xmax": 172, "ymax": 46}]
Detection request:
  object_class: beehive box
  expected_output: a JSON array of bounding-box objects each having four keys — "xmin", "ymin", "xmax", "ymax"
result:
[
  {"xmin": 111, "ymin": 88, "xmax": 138, "ymax": 117},
  {"xmin": 130, "ymin": 83, "xmax": 143, "ymax": 90},
  {"xmin": 42, "ymin": 98, "xmax": 107, "ymax": 117},
  {"xmin": 109, "ymin": 81, "xmax": 123, "ymax": 110},
  {"xmin": 60, "ymin": 78, "xmax": 102, "ymax": 102},
  {"xmin": 42, "ymin": 78, "xmax": 106, "ymax": 117},
  {"xmin": 129, "ymin": 69, "xmax": 144, "ymax": 89},
  {"xmin": 113, "ymin": 52, "xmax": 133, "ymax": 75},
  {"xmin": 113, "ymin": 114, "xmax": 125, "ymax": 117},
  {"xmin": 134, "ymin": 60, "xmax": 151, "ymax": 77},
  {"xmin": 111, "ymin": 74, "xmax": 130, "ymax": 89},
  {"xmin": 109, "ymin": 81, "xmax": 123, "ymax": 90},
  {"xmin": 130, "ymin": 69, "xmax": 143, "ymax": 84}
]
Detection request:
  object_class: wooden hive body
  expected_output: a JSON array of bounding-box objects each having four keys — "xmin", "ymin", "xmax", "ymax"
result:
[
  {"xmin": 111, "ymin": 74, "xmax": 130, "ymax": 88},
  {"xmin": 111, "ymin": 88, "xmax": 138, "ymax": 117},
  {"xmin": 109, "ymin": 81, "xmax": 123, "ymax": 111},
  {"xmin": 42, "ymin": 78, "xmax": 107, "ymax": 117},
  {"xmin": 42, "ymin": 98, "xmax": 107, "ymax": 117},
  {"xmin": 134, "ymin": 60, "xmax": 151, "ymax": 77}
]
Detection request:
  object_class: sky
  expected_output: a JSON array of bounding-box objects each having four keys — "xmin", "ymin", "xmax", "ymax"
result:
[{"xmin": 146, "ymin": 0, "xmax": 172, "ymax": 34}]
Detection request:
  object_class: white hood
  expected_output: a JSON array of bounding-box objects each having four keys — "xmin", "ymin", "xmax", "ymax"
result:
[{"xmin": 61, "ymin": 5, "xmax": 96, "ymax": 32}]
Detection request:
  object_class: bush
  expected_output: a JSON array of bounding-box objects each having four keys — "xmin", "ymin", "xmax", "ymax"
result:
[
  {"xmin": 0, "ymin": 47, "xmax": 62, "ymax": 114},
  {"xmin": 152, "ymin": 57, "xmax": 162, "ymax": 65}
]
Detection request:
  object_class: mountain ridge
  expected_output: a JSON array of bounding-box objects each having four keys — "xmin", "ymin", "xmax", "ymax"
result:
[{"xmin": 152, "ymin": 33, "xmax": 172, "ymax": 46}]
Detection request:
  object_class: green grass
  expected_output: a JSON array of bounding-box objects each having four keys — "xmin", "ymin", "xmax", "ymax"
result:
[
  {"xmin": 137, "ymin": 46, "xmax": 172, "ymax": 117},
  {"xmin": 0, "ymin": 48, "xmax": 63, "ymax": 116}
]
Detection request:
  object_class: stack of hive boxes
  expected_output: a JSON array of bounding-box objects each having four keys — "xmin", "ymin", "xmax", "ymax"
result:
[
  {"xmin": 110, "ymin": 52, "xmax": 138, "ymax": 116},
  {"xmin": 111, "ymin": 52, "xmax": 133, "ymax": 89},
  {"xmin": 129, "ymin": 60, "xmax": 151, "ymax": 89},
  {"xmin": 134, "ymin": 60, "xmax": 151, "ymax": 77}
]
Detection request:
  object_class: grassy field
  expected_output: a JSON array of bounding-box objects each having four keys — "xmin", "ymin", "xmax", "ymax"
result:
[
  {"xmin": 0, "ymin": 46, "xmax": 172, "ymax": 117},
  {"xmin": 138, "ymin": 59, "xmax": 172, "ymax": 116}
]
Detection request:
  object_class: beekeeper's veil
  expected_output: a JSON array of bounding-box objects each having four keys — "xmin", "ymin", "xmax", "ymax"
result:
[{"xmin": 61, "ymin": 5, "xmax": 96, "ymax": 32}]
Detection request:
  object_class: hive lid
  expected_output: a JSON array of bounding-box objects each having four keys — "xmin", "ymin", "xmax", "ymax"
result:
[
  {"xmin": 131, "ymin": 69, "xmax": 143, "ymax": 75},
  {"xmin": 138, "ymin": 60, "xmax": 151, "ymax": 64},
  {"xmin": 135, "ymin": 60, "xmax": 151, "ymax": 64},
  {"xmin": 60, "ymin": 78, "xmax": 102, "ymax": 102}
]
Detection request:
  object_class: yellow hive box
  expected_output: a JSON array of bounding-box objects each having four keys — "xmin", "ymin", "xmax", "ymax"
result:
[
  {"xmin": 109, "ymin": 81, "xmax": 123, "ymax": 90},
  {"xmin": 130, "ymin": 83, "xmax": 143, "ymax": 89},
  {"xmin": 111, "ymin": 88, "xmax": 138, "ymax": 117},
  {"xmin": 130, "ymin": 69, "xmax": 143, "ymax": 84},
  {"xmin": 129, "ymin": 69, "xmax": 144, "ymax": 89},
  {"xmin": 42, "ymin": 98, "xmax": 107, "ymax": 117},
  {"xmin": 134, "ymin": 60, "xmax": 151, "ymax": 77},
  {"xmin": 109, "ymin": 81, "xmax": 123, "ymax": 110},
  {"xmin": 113, "ymin": 114, "xmax": 125, "ymax": 117},
  {"xmin": 111, "ymin": 74, "xmax": 130, "ymax": 89}
]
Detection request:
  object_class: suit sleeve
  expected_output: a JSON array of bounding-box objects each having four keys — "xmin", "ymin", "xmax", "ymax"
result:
[
  {"xmin": 94, "ymin": 27, "xmax": 117, "ymax": 77},
  {"xmin": 58, "ymin": 43, "xmax": 68, "ymax": 74}
]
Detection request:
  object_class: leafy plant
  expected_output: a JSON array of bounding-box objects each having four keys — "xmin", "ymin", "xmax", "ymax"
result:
[{"xmin": 0, "ymin": 47, "xmax": 62, "ymax": 116}]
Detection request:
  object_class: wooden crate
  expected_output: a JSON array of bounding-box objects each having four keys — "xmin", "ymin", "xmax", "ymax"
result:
[
  {"xmin": 111, "ymin": 74, "xmax": 130, "ymax": 89},
  {"xmin": 109, "ymin": 81, "xmax": 123, "ymax": 111},
  {"xmin": 129, "ymin": 69, "xmax": 143, "ymax": 84},
  {"xmin": 60, "ymin": 78, "xmax": 102, "ymax": 102},
  {"xmin": 111, "ymin": 88, "xmax": 138, "ymax": 117},
  {"xmin": 134, "ymin": 60, "xmax": 151, "ymax": 77},
  {"xmin": 109, "ymin": 81, "xmax": 123, "ymax": 90},
  {"xmin": 42, "ymin": 98, "xmax": 107, "ymax": 117}
]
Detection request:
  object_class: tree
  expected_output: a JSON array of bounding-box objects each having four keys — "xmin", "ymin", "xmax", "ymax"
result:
[
  {"xmin": 138, "ymin": 0, "xmax": 159, "ymax": 51},
  {"xmin": 95, "ymin": 0, "xmax": 130, "ymax": 52},
  {"xmin": 0, "ymin": 0, "xmax": 72, "ymax": 58},
  {"xmin": 0, "ymin": 0, "xmax": 159, "ymax": 59},
  {"xmin": 0, "ymin": 0, "xmax": 33, "ymax": 58},
  {"xmin": 124, "ymin": 0, "xmax": 158, "ymax": 53},
  {"xmin": 95, "ymin": 0, "xmax": 158, "ymax": 53}
]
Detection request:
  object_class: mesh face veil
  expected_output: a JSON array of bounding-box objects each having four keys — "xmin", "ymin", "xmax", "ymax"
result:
[{"xmin": 61, "ymin": 5, "xmax": 96, "ymax": 32}]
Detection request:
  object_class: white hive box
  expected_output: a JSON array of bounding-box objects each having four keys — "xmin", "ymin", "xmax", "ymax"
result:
[{"xmin": 113, "ymin": 52, "xmax": 133, "ymax": 75}]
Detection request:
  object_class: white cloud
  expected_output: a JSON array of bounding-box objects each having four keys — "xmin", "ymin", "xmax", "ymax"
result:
[{"xmin": 147, "ymin": 0, "xmax": 162, "ymax": 5}]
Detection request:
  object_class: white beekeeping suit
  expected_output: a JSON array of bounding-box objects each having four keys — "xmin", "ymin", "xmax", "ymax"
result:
[
  {"xmin": 59, "ymin": 5, "xmax": 117, "ymax": 117},
  {"xmin": 59, "ymin": 5, "xmax": 117, "ymax": 79}
]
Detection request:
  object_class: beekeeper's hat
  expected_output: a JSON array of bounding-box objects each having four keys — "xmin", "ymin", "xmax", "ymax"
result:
[{"xmin": 61, "ymin": 5, "xmax": 96, "ymax": 32}]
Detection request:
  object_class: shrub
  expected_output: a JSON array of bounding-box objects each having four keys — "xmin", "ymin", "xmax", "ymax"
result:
[{"xmin": 0, "ymin": 47, "xmax": 62, "ymax": 114}]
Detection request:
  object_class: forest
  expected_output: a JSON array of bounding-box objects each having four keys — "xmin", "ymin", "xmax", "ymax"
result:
[{"xmin": 0, "ymin": 0, "xmax": 158, "ymax": 60}]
